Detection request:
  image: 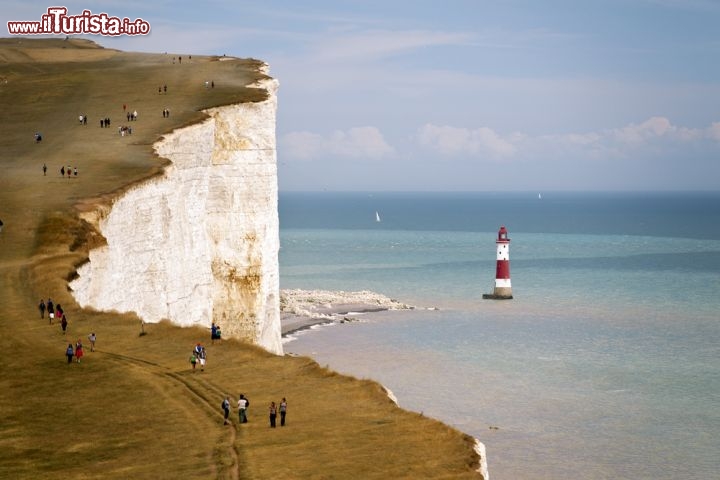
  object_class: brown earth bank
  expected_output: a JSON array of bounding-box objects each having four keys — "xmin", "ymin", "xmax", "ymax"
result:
[{"xmin": 0, "ymin": 38, "xmax": 483, "ymax": 479}]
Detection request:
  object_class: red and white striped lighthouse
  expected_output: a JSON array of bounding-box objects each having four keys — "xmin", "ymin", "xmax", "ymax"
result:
[{"xmin": 483, "ymin": 225, "xmax": 513, "ymax": 300}]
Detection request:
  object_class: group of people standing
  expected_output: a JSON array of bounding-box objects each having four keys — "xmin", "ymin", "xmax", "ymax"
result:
[
  {"xmin": 116, "ymin": 107, "xmax": 139, "ymax": 135},
  {"xmin": 39, "ymin": 298, "xmax": 96, "ymax": 362},
  {"xmin": 189, "ymin": 343, "xmax": 207, "ymax": 371},
  {"xmin": 269, "ymin": 398, "xmax": 288, "ymax": 427},
  {"xmin": 210, "ymin": 322, "xmax": 222, "ymax": 344},
  {"xmin": 65, "ymin": 338, "xmax": 84, "ymax": 363},
  {"xmin": 39, "ymin": 298, "xmax": 68, "ymax": 332},
  {"xmin": 221, "ymin": 394, "xmax": 287, "ymax": 428},
  {"xmin": 58, "ymin": 165, "xmax": 78, "ymax": 178}
]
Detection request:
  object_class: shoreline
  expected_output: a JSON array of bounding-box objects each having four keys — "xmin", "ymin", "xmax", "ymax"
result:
[
  {"xmin": 280, "ymin": 288, "xmax": 416, "ymax": 336},
  {"xmin": 279, "ymin": 288, "xmax": 490, "ymax": 477}
]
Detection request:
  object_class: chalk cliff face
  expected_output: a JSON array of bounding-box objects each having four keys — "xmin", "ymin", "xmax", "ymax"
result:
[{"xmin": 70, "ymin": 76, "xmax": 283, "ymax": 355}]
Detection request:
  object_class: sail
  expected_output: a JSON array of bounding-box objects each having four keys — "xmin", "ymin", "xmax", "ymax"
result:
[{"xmin": 375, "ymin": 211, "xmax": 381, "ymax": 222}]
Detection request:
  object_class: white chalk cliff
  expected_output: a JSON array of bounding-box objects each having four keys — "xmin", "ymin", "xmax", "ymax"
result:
[{"xmin": 70, "ymin": 74, "xmax": 283, "ymax": 355}]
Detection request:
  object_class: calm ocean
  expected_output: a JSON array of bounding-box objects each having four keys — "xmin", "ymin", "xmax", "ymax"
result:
[{"xmin": 278, "ymin": 192, "xmax": 720, "ymax": 480}]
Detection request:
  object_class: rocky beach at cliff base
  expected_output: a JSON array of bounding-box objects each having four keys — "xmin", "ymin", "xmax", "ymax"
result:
[{"xmin": 280, "ymin": 288, "xmax": 416, "ymax": 336}]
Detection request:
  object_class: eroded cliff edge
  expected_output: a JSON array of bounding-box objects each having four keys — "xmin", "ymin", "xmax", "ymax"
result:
[{"xmin": 70, "ymin": 74, "xmax": 282, "ymax": 355}]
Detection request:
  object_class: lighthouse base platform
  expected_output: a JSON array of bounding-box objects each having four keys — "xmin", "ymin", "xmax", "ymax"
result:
[{"xmin": 482, "ymin": 293, "xmax": 513, "ymax": 300}]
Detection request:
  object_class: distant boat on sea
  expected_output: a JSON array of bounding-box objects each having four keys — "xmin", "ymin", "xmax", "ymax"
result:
[
  {"xmin": 538, "ymin": 193, "xmax": 542, "ymax": 200},
  {"xmin": 375, "ymin": 211, "xmax": 381, "ymax": 222}
]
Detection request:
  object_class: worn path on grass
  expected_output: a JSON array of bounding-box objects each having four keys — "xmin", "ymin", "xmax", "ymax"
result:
[{"xmin": 102, "ymin": 350, "xmax": 242, "ymax": 480}]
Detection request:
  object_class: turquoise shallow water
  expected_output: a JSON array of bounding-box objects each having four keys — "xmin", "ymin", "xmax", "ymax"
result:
[{"xmin": 279, "ymin": 192, "xmax": 720, "ymax": 479}]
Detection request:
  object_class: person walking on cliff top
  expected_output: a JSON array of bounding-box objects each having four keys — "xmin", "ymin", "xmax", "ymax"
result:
[
  {"xmin": 87, "ymin": 332, "xmax": 96, "ymax": 352},
  {"xmin": 269, "ymin": 401, "xmax": 277, "ymax": 428},
  {"xmin": 61, "ymin": 314, "xmax": 68, "ymax": 334},
  {"xmin": 38, "ymin": 299, "xmax": 46, "ymax": 319},
  {"xmin": 65, "ymin": 343, "xmax": 74, "ymax": 364},
  {"xmin": 279, "ymin": 397, "xmax": 287, "ymax": 426},
  {"xmin": 75, "ymin": 339, "xmax": 84, "ymax": 363},
  {"xmin": 47, "ymin": 299, "xmax": 54, "ymax": 324},
  {"xmin": 197, "ymin": 345, "xmax": 206, "ymax": 371},
  {"xmin": 237, "ymin": 394, "xmax": 249, "ymax": 424},
  {"xmin": 55, "ymin": 304, "xmax": 63, "ymax": 321},
  {"xmin": 221, "ymin": 396, "xmax": 231, "ymax": 425},
  {"xmin": 42, "ymin": 163, "xmax": 47, "ymax": 176},
  {"xmin": 189, "ymin": 351, "xmax": 197, "ymax": 372}
]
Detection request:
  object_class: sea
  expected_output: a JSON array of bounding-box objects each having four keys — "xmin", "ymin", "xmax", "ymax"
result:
[{"xmin": 277, "ymin": 191, "xmax": 720, "ymax": 480}]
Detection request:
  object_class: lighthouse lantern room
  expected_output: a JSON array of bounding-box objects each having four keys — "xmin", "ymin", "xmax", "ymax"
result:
[{"xmin": 483, "ymin": 225, "xmax": 513, "ymax": 300}]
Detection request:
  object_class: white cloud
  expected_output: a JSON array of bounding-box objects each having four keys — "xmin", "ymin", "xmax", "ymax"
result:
[
  {"xmin": 611, "ymin": 116, "xmax": 675, "ymax": 144},
  {"xmin": 412, "ymin": 117, "xmax": 720, "ymax": 163},
  {"xmin": 416, "ymin": 124, "xmax": 517, "ymax": 159},
  {"xmin": 537, "ymin": 117, "xmax": 709, "ymax": 159},
  {"xmin": 609, "ymin": 116, "xmax": 720, "ymax": 144},
  {"xmin": 708, "ymin": 122, "xmax": 720, "ymax": 141},
  {"xmin": 281, "ymin": 126, "xmax": 394, "ymax": 160}
]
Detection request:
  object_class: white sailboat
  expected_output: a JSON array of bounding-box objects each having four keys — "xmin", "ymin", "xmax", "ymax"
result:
[
  {"xmin": 375, "ymin": 211, "xmax": 381, "ymax": 222},
  {"xmin": 538, "ymin": 193, "xmax": 542, "ymax": 200}
]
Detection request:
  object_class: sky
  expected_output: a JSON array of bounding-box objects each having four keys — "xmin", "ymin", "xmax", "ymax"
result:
[{"xmin": 3, "ymin": 1, "xmax": 720, "ymax": 191}]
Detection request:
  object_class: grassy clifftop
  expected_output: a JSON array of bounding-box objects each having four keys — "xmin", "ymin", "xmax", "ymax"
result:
[{"xmin": 0, "ymin": 38, "xmax": 481, "ymax": 479}]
